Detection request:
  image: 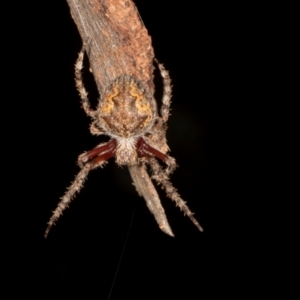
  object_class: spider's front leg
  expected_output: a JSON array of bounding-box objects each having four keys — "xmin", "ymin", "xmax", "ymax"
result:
[
  {"xmin": 44, "ymin": 139, "xmax": 117, "ymax": 238},
  {"xmin": 137, "ymin": 137, "xmax": 177, "ymax": 176},
  {"xmin": 148, "ymin": 157, "xmax": 204, "ymax": 233},
  {"xmin": 136, "ymin": 138, "xmax": 203, "ymax": 233},
  {"xmin": 78, "ymin": 139, "xmax": 116, "ymax": 168}
]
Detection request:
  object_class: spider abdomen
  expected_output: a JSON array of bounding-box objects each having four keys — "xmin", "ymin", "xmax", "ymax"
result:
[{"xmin": 98, "ymin": 75, "xmax": 157, "ymax": 138}]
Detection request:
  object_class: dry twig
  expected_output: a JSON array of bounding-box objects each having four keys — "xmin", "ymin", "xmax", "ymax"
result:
[{"xmin": 45, "ymin": 0, "xmax": 203, "ymax": 237}]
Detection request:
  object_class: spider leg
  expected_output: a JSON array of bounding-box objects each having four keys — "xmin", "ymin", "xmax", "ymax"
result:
[
  {"xmin": 154, "ymin": 58, "xmax": 172, "ymax": 122},
  {"xmin": 44, "ymin": 141, "xmax": 116, "ymax": 238},
  {"xmin": 148, "ymin": 157, "xmax": 204, "ymax": 232},
  {"xmin": 75, "ymin": 42, "xmax": 97, "ymax": 119},
  {"xmin": 137, "ymin": 137, "xmax": 177, "ymax": 175},
  {"xmin": 90, "ymin": 120, "xmax": 106, "ymax": 136},
  {"xmin": 78, "ymin": 139, "xmax": 116, "ymax": 168}
]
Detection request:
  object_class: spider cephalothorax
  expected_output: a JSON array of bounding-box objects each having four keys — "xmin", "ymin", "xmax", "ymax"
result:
[{"xmin": 44, "ymin": 43, "xmax": 203, "ymax": 237}]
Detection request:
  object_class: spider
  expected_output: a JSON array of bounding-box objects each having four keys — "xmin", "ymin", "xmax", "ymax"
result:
[{"xmin": 44, "ymin": 42, "xmax": 203, "ymax": 237}]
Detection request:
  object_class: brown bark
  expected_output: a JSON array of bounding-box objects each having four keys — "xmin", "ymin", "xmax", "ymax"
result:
[
  {"xmin": 65, "ymin": 0, "xmax": 174, "ymax": 236},
  {"xmin": 65, "ymin": 0, "xmax": 155, "ymax": 94},
  {"xmin": 128, "ymin": 164, "xmax": 174, "ymax": 236}
]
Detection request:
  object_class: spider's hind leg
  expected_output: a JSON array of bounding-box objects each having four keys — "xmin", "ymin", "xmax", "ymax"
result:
[
  {"xmin": 75, "ymin": 42, "xmax": 97, "ymax": 119},
  {"xmin": 154, "ymin": 58, "xmax": 172, "ymax": 122}
]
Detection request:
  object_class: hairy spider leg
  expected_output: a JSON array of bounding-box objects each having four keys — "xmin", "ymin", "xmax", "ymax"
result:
[
  {"xmin": 136, "ymin": 137, "xmax": 177, "ymax": 175},
  {"xmin": 154, "ymin": 59, "xmax": 172, "ymax": 123},
  {"xmin": 75, "ymin": 42, "xmax": 97, "ymax": 119},
  {"xmin": 136, "ymin": 138, "xmax": 203, "ymax": 232},
  {"xmin": 44, "ymin": 141, "xmax": 116, "ymax": 238},
  {"xmin": 148, "ymin": 157, "xmax": 204, "ymax": 233},
  {"xmin": 78, "ymin": 139, "xmax": 117, "ymax": 167},
  {"xmin": 90, "ymin": 120, "xmax": 106, "ymax": 136}
]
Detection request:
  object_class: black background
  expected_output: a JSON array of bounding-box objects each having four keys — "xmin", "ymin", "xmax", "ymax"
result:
[{"xmin": 3, "ymin": 1, "xmax": 283, "ymax": 298}]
